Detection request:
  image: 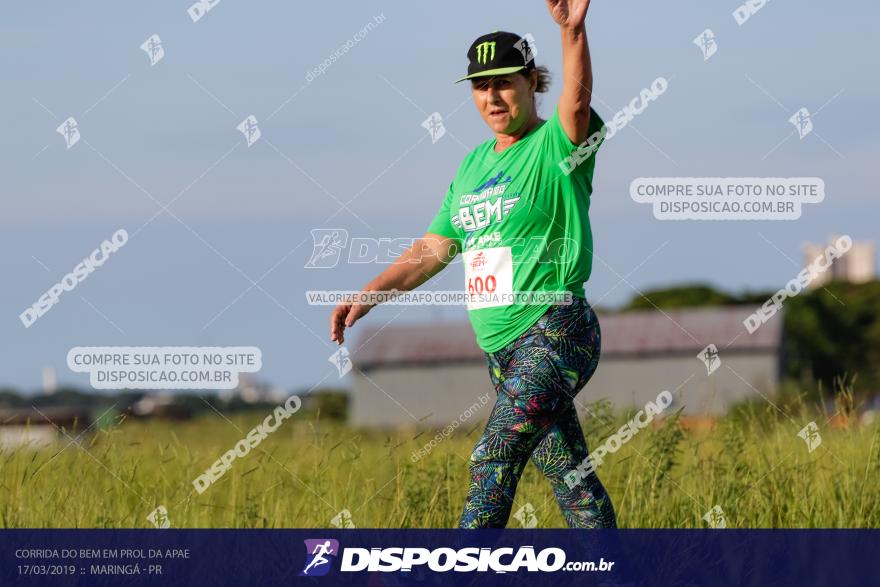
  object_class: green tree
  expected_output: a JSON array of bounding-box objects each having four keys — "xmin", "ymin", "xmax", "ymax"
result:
[{"xmin": 624, "ymin": 284, "xmax": 738, "ymax": 310}]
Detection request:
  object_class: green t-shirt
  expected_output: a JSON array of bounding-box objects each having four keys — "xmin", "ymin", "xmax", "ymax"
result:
[{"xmin": 426, "ymin": 105, "xmax": 606, "ymax": 352}]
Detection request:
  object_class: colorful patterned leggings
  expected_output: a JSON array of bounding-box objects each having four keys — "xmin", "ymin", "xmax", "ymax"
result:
[{"xmin": 458, "ymin": 296, "xmax": 617, "ymax": 529}]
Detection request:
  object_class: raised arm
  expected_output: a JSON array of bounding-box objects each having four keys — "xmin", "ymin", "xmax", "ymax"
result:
[
  {"xmin": 546, "ymin": 0, "xmax": 593, "ymax": 144},
  {"xmin": 329, "ymin": 233, "xmax": 459, "ymax": 344}
]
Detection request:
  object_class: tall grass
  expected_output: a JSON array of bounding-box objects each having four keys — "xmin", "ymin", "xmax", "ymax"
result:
[{"xmin": 0, "ymin": 396, "xmax": 877, "ymax": 528}]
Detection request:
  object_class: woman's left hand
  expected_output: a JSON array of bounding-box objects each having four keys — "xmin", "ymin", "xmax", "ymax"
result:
[{"xmin": 546, "ymin": 0, "xmax": 591, "ymax": 28}]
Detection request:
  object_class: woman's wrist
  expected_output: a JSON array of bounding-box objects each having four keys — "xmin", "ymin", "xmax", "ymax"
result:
[{"xmin": 560, "ymin": 22, "xmax": 586, "ymax": 38}]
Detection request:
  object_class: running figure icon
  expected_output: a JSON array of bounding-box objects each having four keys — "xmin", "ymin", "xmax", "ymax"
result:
[{"xmin": 300, "ymin": 540, "xmax": 337, "ymax": 576}]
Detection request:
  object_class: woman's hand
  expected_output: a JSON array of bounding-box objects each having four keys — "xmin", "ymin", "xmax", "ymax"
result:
[
  {"xmin": 546, "ymin": 0, "xmax": 591, "ymax": 29},
  {"xmin": 328, "ymin": 233, "xmax": 458, "ymax": 345},
  {"xmin": 330, "ymin": 299, "xmax": 373, "ymax": 345}
]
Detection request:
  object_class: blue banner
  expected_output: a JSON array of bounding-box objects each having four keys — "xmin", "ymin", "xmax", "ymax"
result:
[{"xmin": 1, "ymin": 529, "xmax": 875, "ymax": 586}]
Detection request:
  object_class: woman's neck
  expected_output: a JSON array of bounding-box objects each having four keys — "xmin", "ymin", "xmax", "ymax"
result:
[{"xmin": 494, "ymin": 111, "xmax": 541, "ymax": 153}]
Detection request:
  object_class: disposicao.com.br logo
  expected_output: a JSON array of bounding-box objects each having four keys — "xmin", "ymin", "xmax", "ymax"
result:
[{"xmin": 299, "ymin": 539, "xmax": 614, "ymax": 575}]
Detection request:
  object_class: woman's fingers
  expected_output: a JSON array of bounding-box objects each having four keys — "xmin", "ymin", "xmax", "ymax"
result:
[
  {"xmin": 330, "ymin": 301, "xmax": 373, "ymax": 344},
  {"xmin": 330, "ymin": 304, "xmax": 350, "ymax": 344},
  {"xmin": 345, "ymin": 303, "xmax": 370, "ymax": 327}
]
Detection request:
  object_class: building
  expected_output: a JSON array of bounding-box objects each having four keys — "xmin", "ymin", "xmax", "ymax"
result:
[
  {"xmin": 350, "ymin": 306, "xmax": 784, "ymax": 429},
  {"xmin": 126, "ymin": 394, "xmax": 194, "ymax": 421},
  {"xmin": 803, "ymin": 236, "xmax": 876, "ymax": 288},
  {"xmin": 41, "ymin": 366, "xmax": 56, "ymax": 394},
  {"xmin": 219, "ymin": 374, "xmax": 288, "ymax": 404},
  {"xmin": 0, "ymin": 407, "xmax": 93, "ymax": 449}
]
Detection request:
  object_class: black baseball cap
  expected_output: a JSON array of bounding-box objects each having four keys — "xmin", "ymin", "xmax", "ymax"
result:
[{"xmin": 455, "ymin": 31, "xmax": 536, "ymax": 83}]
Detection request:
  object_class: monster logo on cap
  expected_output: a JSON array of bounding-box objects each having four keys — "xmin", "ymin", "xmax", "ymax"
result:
[{"xmin": 455, "ymin": 31, "xmax": 536, "ymax": 83}]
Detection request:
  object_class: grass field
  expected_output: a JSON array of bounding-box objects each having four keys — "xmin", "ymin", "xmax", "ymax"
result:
[{"xmin": 1, "ymin": 393, "xmax": 878, "ymax": 528}]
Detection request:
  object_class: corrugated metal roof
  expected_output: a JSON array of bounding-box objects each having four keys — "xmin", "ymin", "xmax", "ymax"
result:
[{"xmin": 353, "ymin": 305, "xmax": 783, "ymax": 369}]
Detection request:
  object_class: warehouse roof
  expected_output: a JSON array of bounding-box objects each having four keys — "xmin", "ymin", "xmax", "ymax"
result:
[{"xmin": 353, "ymin": 305, "xmax": 783, "ymax": 370}]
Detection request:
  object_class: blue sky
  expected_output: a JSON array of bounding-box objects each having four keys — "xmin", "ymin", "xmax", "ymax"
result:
[{"xmin": 1, "ymin": 1, "xmax": 877, "ymax": 393}]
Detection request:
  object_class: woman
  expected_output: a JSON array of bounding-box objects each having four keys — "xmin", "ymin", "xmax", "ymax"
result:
[{"xmin": 330, "ymin": 0, "xmax": 616, "ymax": 529}]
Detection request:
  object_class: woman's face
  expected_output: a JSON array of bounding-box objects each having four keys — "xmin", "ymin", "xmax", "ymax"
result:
[{"xmin": 471, "ymin": 71, "xmax": 537, "ymax": 135}]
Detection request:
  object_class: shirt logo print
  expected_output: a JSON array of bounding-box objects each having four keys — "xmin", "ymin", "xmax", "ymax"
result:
[{"xmin": 452, "ymin": 170, "xmax": 520, "ymax": 232}]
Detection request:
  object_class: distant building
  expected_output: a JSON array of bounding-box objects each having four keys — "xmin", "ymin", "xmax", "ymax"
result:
[
  {"xmin": 0, "ymin": 407, "xmax": 92, "ymax": 449},
  {"xmin": 127, "ymin": 394, "xmax": 194, "ymax": 421},
  {"xmin": 350, "ymin": 306, "xmax": 784, "ymax": 429},
  {"xmin": 803, "ymin": 236, "xmax": 876, "ymax": 288},
  {"xmin": 219, "ymin": 374, "xmax": 288, "ymax": 404},
  {"xmin": 41, "ymin": 366, "xmax": 56, "ymax": 394}
]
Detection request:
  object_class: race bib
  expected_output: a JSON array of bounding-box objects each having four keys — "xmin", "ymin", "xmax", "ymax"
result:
[{"xmin": 462, "ymin": 247, "xmax": 513, "ymax": 310}]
